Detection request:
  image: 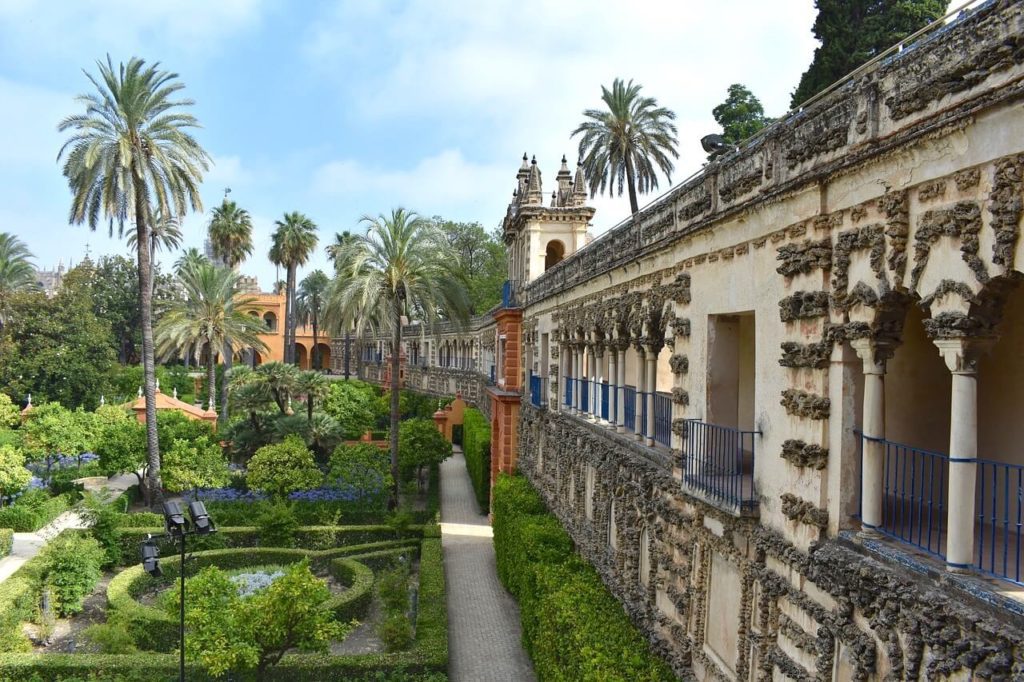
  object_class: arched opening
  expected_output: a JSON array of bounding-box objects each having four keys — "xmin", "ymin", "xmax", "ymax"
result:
[
  {"xmin": 608, "ymin": 499, "xmax": 618, "ymax": 551},
  {"xmin": 314, "ymin": 343, "xmax": 331, "ymax": 371},
  {"xmin": 263, "ymin": 311, "xmax": 278, "ymax": 333},
  {"xmin": 295, "ymin": 343, "xmax": 309, "ymax": 370},
  {"xmin": 584, "ymin": 463, "xmax": 595, "ymax": 521},
  {"xmin": 639, "ymin": 526, "xmax": 651, "ymax": 587},
  {"xmin": 545, "ymin": 240, "xmax": 565, "ymax": 271},
  {"xmin": 251, "ymin": 350, "xmax": 263, "ymax": 368}
]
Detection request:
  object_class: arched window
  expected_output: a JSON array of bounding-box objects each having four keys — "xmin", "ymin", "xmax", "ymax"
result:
[
  {"xmin": 639, "ymin": 527, "xmax": 651, "ymax": 587},
  {"xmin": 263, "ymin": 311, "xmax": 278, "ymax": 332},
  {"xmin": 584, "ymin": 463, "xmax": 595, "ymax": 521},
  {"xmin": 545, "ymin": 240, "xmax": 566, "ymax": 271}
]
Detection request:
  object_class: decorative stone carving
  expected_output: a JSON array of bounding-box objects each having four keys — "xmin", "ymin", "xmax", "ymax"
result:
[
  {"xmin": 779, "ymin": 291, "xmax": 830, "ymax": 322},
  {"xmin": 776, "ymin": 239, "xmax": 833, "ymax": 277},
  {"xmin": 989, "ymin": 154, "xmax": 1023, "ymax": 271},
  {"xmin": 780, "ymin": 493, "xmax": 829, "ymax": 529},
  {"xmin": 780, "ymin": 389, "xmax": 830, "ymax": 420},
  {"xmin": 669, "ymin": 354, "xmax": 689, "ymax": 375},
  {"xmin": 831, "ymin": 224, "xmax": 887, "ymax": 311},
  {"xmin": 779, "ymin": 341, "xmax": 832, "ymax": 369},
  {"xmin": 910, "ymin": 201, "xmax": 986, "ymax": 287},
  {"xmin": 780, "ymin": 439, "xmax": 829, "ymax": 469}
]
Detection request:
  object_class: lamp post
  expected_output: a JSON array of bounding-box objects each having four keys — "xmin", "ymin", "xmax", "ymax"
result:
[{"xmin": 140, "ymin": 500, "xmax": 216, "ymax": 682}]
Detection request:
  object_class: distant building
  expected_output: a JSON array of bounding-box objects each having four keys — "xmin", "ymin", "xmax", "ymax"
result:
[{"xmin": 33, "ymin": 262, "xmax": 66, "ymax": 297}]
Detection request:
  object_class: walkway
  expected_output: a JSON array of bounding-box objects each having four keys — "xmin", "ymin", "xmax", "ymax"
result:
[
  {"xmin": 0, "ymin": 472, "xmax": 139, "ymax": 584},
  {"xmin": 440, "ymin": 447, "xmax": 535, "ymax": 682}
]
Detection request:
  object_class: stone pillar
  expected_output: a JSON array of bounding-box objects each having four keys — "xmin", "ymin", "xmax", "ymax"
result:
[
  {"xmin": 557, "ymin": 342, "xmax": 566, "ymax": 413},
  {"xmin": 608, "ymin": 348, "xmax": 618, "ymax": 429},
  {"xmin": 935, "ymin": 338, "xmax": 990, "ymax": 572},
  {"xmin": 594, "ymin": 347, "xmax": 605, "ymax": 424},
  {"xmin": 524, "ymin": 338, "xmax": 534, "ymax": 400},
  {"xmin": 851, "ymin": 338, "xmax": 890, "ymax": 536},
  {"xmin": 635, "ymin": 346, "xmax": 646, "ymax": 441},
  {"xmin": 572, "ymin": 344, "xmax": 582, "ymax": 415},
  {"xmin": 645, "ymin": 347, "xmax": 657, "ymax": 447},
  {"xmin": 616, "ymin": 344, "xmax": 627, "ymax": 433}
]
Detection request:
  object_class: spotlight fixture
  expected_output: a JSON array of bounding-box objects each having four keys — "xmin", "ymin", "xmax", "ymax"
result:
[
  {"xmin": 700, "ymin": 134, "xmax": 738, "ymax": 159},
  {"xmin": 188, "ymin": 501, "xmax": 214, "ymax": 535},
  {"xmin": 163, "ymin": 500, "xmax": 190, "ymax": 536},
  {"xmin": 141, "ymin": 538, "xmax": 161, "ymax": 577}
]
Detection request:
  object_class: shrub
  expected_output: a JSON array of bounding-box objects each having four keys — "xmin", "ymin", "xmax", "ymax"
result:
[
  {"xmin": 322, "ymin": 382, "xmax": 377, "ymax": 439},
  {"xmin": 95, "ymin": 417, "xmax": 146, "ymax": 490},
  {"xmin": 162, "ymin": 436, "xmax": 230, "ymax": 494},
  {"xmin": 0, "ymin": 492, "xmax": 73, "ymax": 532},
  {"xmin": 0, "ymin": 528, "xmax": 11, "ymax": 558},
  {"xmin": 492, "ymin": 474, "xmax": 675, "ymax": 681},
  {"xmin": 82, "ymin": 609, "xmax": 137, "ymax": 654},
  {"xmin": 328, "ymin": 443, "xmax": 391, "ymax": 506},
  {"xmin": 461, "ymin": 408, "xmax": 490, "ymax": 514},
  {"xmin": 0, "ymin": 394, "xmax": 19, "ymax": 429},
  {"xmin": 0, "ymin": 444, "xmax": 32, "ymax": 506},
  {"xmin": 247, "ymin": 435, "xmax": 322, "ymax": 499},
  {"xmin": 397, "ymin": 420, "xmax": 451, "ymax": 486},
  {"xmin": 40, "ymin": 534, "xmax": 104, "ymax": 616},
  {"xmin": 79, "ymin": 491, "xmax": 123, "ymax": 568},
  {"xmin": 378, "ymin": 613, "xmax": 413, "ymax": 653},
  {"xmin": 257, "ymin": 501, "xmax": 299, "ymax": 548}
]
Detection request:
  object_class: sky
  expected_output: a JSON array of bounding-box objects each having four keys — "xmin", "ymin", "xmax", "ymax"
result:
[{"xmin": 0, "ymin": 0, "xmax": 954, "ymax": 289}]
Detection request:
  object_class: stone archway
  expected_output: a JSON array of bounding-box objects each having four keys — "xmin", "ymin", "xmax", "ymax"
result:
[{"xmin": 295, "ymin": 343, "xmax": 309, "ymax": 370}]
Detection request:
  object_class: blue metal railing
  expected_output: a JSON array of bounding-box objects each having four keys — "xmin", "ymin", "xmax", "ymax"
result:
[
  {"xmin": 563, "ymin": 376, "xmax": 572, "ymax": 406},
  {"xmin": 501, "ymin": 280, "xmax": 519, "ymax": 308},
  {"xmin": 683, "ymin": 420, "xmax": 758, "ymax": 510},
  {"xmin": 489, "ymin": 365, "xmax": 495, "ymax": 384},
  {"xmin": 870, "ymin": 435, "xmax": 949, "ymax": 559},
  {"xmin": 580, "ymin": 378, "xmax": 590, "ymax": 413},
  {"xmin": 976, "ymin": 458, "xmax": 1023, "ymax": 585},
  {"xmin": 600, "ymin": 382, "xmax": 610, "ymax": 421},
  {"xmin": 654, "ymin": 392, "xmax": 672, "ymax": 447},
  {"xmin": 639, "ymin": 392, "xmax": 648, "ymax": 437},
  {"xmin": 530, "ymin": 373, "xmax": 544, "ymax": 408},
  {"xmin": 623, "ymin": 385, "xmax": 636, "ymax": 432}
]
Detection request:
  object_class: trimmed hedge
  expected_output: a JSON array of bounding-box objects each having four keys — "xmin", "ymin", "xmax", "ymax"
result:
[
  {"xmin": 0, "ymin": 493, "xmax": 74, "ymax": 532},
  {"xmin": 492, "ymin": 474, "xmax": 676, "ymax": 681},
  {"xmin": 0, "ymin": 528, "xmax": 11, "ymax": 558},
  {"xmin": 461, "ymin": 408, "xmax": 490, "ymax": 514}
]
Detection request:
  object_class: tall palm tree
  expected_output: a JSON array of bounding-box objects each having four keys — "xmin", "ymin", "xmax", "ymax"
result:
[
  {"xmin": 296, "ymin": 270, "xmax": 329, "ymax": 370},
  {"xmin": 270, "ymin": 212, "xmax": 318, "ymax": 365},
  {"xmin": 296, "ymin": 369, "xmax": 330, "ymax": 422},
  {"xmin": 572, "ymin": 78, "xmax": 679, "ymax": 215},
  {"xmin": 58, "ymin": 55, "xmax": 210, "ymax": 506},
  {"xmin": 328, "ymin": 231, "xmax": 357, "ymax": 378},
  {"xmin": 155, "ymin": 262, "xmax": 267, "ymax": 416},
  {"xmin": 0, "ymin": 233, "xmax": 38, "ymax": 335},
  {"xmin": 325, "ymin": 208, "xmax": 469, "ymax": 508},
  {"xmin": 127, "ymin": 209, "xmax": 183, "ymax": 266},
  {"xmin": 208, "ymin": 197, "xmax": 255, "ymax": 421},
  {"xmin": 175, "ymin": 247, "xmax": 208, "ymax": 275}
]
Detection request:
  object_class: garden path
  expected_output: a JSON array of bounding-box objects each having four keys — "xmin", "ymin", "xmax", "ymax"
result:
[
  {"xmin": 0, "ymin": 472, "xmax": 139, "ymax": 585},
  {"xmin": 440, "ymin": 446, "xmax": 535, "ymax": 682}
]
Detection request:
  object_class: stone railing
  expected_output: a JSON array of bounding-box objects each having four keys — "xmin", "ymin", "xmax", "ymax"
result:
[{"xmin": 526, "ymin": 0, "xmax": 1023, "ymax": 306}]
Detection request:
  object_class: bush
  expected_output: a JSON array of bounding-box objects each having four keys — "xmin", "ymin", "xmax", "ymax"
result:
[
  {"xmin": 397, "ymin": 420, "xmax": 451, "ymax": 486},
  {"xmin": 257, "ymin": 501, "xmax": 299, "ymax": 548},
  {"xmin": 0, "ymin": 528, "xmax": 11, "ymax": 558},
  {"xmin": 79, "ymin": 492, "xmax": 123, "ymax": 568},
  {"xmin": 40, "ymin": 534, "xmax": 105, "ymax": 616},
  {"xmin": 328, "ymin": 443, "xmax": 391, "ymax": 507},
  {"xmin": 0, "ymin": 492, "xmax": 74, "ymax": 532},
  {"xmin": 0, "ymin": 444, "xmax": 32, "ymax": 504},
  {"xmin": 461, "ymin": 409, "xmax": 490, "ymax": 514},
  {"xmin": 247, "ymin": 435, "xmax": 322, "ymax": 498},
  {"xmin": 492, "ymin": 474, "xmax": 675, "ymax": 681},
  {"xmin": 323, "ymin": 382, "xmax": 377, "ymax": 439}
]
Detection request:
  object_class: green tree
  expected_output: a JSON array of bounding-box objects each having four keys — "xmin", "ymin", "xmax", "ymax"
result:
[
  {"xmin": 0, "ymin": 444, "xmax": 31, "ymax": 506},
  {"xmin": 572, "ymin": 78, "xmax": 679, "ymax": 215},
  {"xmin": 273, "ymin": 413, "xmax": 342, "ymax": 463},
  {"xmin": 433, "ymin": 218, "xmax": 507, "ymax": 313},
  {"xmin": 326, "ymin": 231, "xmax": 357, "ymax": 379},
  {"xmin": 296, "ymin": 270, "xmax": 329, "ymax": 370},
  {"xmin": 175, "ymin": 247, "xmax": 208, "ymax": 275},
  {"xmin": 247, "ymin": 434, "xmax": 321, "ymax": 498},
  {"xmin": 712, "ymin": 84, "xmax": 772, "ymax": 147},
  {"xmin": 295, "ymin": 369, "xmax": 329, "ymax": 422},
  {"xmin": 127, "ymin": 209, "xmax": 183, "ymax": 302},
  {"xmin": 181, "ymin": 560, "xmax": 345, "ymax": 678},
  {"xmin": 58, "ymin": 55, "xmax": 211, "ymax": 506},
  {"xmin": 269, "ymin": 213, "xmax": 318, "ymax": 365},
  {"xmin": 328, "ymin": 442, "xmax": 391, "ymax": 504},
  {"xmin": 40, "ymin": 534, "xmax": 105, "ymax": 616},
  {"xmin": 155, "ymin": 262, "xmax": 267, "ymax": 417},
  {"xmin": 791, "ymin": 0, "xmax": 946, "ymax": 107},
  {"xmin": 322, "ymin": 381, "xmax": 376, "ymax": 438},
  {"xmin": 398, "ymin": 418, "xmax": 452, "ymax": 487},
  {"xmin": 0, "ymin": 394, "xmax": 20, "ymax": 429},
  {"xmin": 325, "ymin": 208, "xmax": 469, "ymax": 508},
  {"xmin": 95, "ymin": 417, "xmax": 148, "ymax": 490},
  {"xmin": 208, "ymin": 197, "xmax": 255, "ymax": 422},
  {"xmin": 162, "ymin": 436, "xmax": 229, "ymax": 494},
  {"xmin": 0, "ymin": 233, "xmax": 38, "ymax": 336},
  {"xmin": 0, "ymin": 288, "xmax": 116, "ymax": 410},
  {"xmin": 21, "ymin": 403, "xmax": 89, "ymax": 469}
]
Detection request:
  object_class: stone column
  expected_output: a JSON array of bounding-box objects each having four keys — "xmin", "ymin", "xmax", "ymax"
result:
[
  {"xmin": 594, "ymin": 346, "xmax": 605, "ymax": 424},
  {"xmin": 585, "ymin": 342, "xmax": 597, "ymax": 421},
  {"xmin": 524, "ymin": 338, "xmax": 534, "ymax": 400},
  {"xmin": 616, "ymin": 344, "xmax": 627, "ymax": 433},
  {"xmin": 935, "ymin": 338, "xmax": 990, "ymax": 572},
  {"xmin": 635, "ymin": 346, "xmax": 646, "ymax": 441},
  {"xmin": 557, "ymin": 342, "xmax": 566, "ymax": 413},
  {"xmin": 851, "ymin": 338, "xmax": 890, "ymax": 536},
  {"xmin": 645, "ymin": 347, "xmax": 657, "ymax": 447},
  {"xmin": 607, "ymin": 348, "xmax": 618, "ymax": 429},
  {"xmin": 573, "ymin": 344, "xmax": 582, "ymax": 415}
]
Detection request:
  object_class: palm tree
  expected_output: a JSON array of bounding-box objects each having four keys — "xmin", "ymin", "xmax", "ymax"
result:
[
  {"xmin": 155, "ymin": 262, "xmax": 267, "ymax": 417},
  {"xmin": 296, "ymin": 270, "xmax": 329, "ymax": 370},
  {"xmin": 58, "ymin": 55, "xmax": 210, "ymax": 506},
  {"xmin": 327, "ymin": 231, "xmax": 357, "ymax": 379},
  {"xmin": 270, "ymin": 212, "xmax": 318, "ymax": 365},
  {"xmin": 572, "ymin": 78, "xmax": 679, "ymax": 215},
  {"xmin": 127, "ymin": 209, "xmax": 183, "ymax": 267},
  {"xmin": 296, "ymin": 369, "xmax": 330, "ymax": 422},
  {"xmin": 0, "ymin": 233, "xmax": 38, "ymax": 335},
  {"xmin": 208, "ymin": 198, "xmax": 255, "ymax": 421},
  {"xmin": 175, "ymin": 247, "xmax": 208, "ymax": 275},
  {"xmin": 325, "ymin": 208, "xmax": 469, "ymax": 508}
]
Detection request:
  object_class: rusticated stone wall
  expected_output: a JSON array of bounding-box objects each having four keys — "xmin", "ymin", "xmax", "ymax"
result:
[{"xmin": 517, "ymin": 406, "xmax": 1023, "ymax": 680}]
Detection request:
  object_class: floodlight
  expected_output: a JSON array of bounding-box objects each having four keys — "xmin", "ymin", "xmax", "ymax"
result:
[
  {"xmin": 162, "ymin": 501, "xmax": 190, "ymax": 536},
  {"xmin": 188, "ymin": 501, "xmax": 214, "ymax": 535},
  {"xmin": 141, "ymin": 540, "xmax": 161, "ymax": 577}
]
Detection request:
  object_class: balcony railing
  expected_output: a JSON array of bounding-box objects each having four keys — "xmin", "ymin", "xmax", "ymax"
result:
[
  {"xmin": 563, "ymin": 376, "xmax": 572, "ymax": 406},
  {"xmin": 600, "ymin": 382, "xmax": 610, "ymax": 421},
  {"xmin": 529, "ymin": 373, "xmax": 545, "ymax": 408},
  {"xmin": 654, "ymin": 391, "xmax": 672, "ymax": 447},
  {"xmin": 640, "ymin": 392, "xmax": 648, "ymax": 437},
  {"xmin": 580, "ymin": 378, "xmax": 590, "ymax": 413},
  {"xmin": 623, "ymin": 385, "xmax": 636, "ymax": 432},
  {"xmin": 501, "ymin": 280, "xmax": 519, "ymax": 308},
  {"xmin": 489, "ymin": 365, "xmax": 495, "ymax": 385},
  {"xmin": 683, "ymin": 420, "xmax": 758, "ymax": 511},
  {"xmin": 976, "ymin": 458, "xmax": 1022, "ymax": 584}
]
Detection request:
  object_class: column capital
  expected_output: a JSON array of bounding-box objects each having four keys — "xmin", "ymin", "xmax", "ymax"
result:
[
  {"xmin": 933, "ymin": 337, "xmax": 995, "ymax": 375},
  {"xmin": 850, "ymin": 337, "xmax": 895, "ymax": 374}
]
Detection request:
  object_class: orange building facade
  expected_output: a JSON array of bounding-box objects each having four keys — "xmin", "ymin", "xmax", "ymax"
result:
[{"xmin": 239, "ymin": 290, "xmax": 337, "ymax": 371}]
